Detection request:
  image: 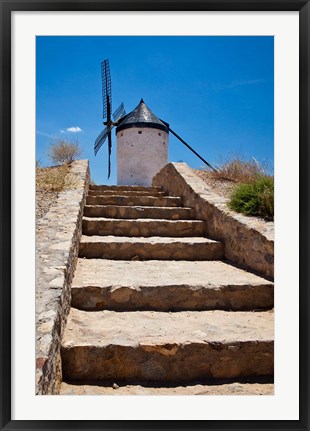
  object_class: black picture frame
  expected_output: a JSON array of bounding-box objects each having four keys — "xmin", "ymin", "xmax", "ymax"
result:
[{"xmin": 1, "ymin": 1, "xmax": 309, "ymax": 430}]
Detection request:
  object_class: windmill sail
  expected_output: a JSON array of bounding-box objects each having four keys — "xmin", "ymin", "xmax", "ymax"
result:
[
  {"xmin": 94, "ymin": 59, "xmax": 126, "ymax": 179},
  {"xmin": 113, "ymin": 102, "xmax": 126, "ymax": 122},
  {"xmin": 101, "ymin": 60, "xmax": 112, "ymax": 120},
  {"xmin": 107, "ymin": 133, "xmax": 112, "ymax": 178},
  {"xmin": 94, "ymin": 123, "xmax": 114, "ymax": 155}
]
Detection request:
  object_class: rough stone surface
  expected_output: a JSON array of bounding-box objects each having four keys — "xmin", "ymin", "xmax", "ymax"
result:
[
  {"xmin": 54, "ymin": 179, "xmax": 274, "ymax": 395},
  {"xmin": 86, "ymin": 194, "xmax": 182, "ymax": 207},
  {"xmin": 71, "ymin": 259, "xmax": 274, "ymax": 311},
  {"xmin": 61, "ymin": 308, "xmax": 274, "ymax": 383},
  {"xmin": 36, "ymin": 190, "xmax": 59, "ymax": 221},
  {"xmin": 78, "ymin": 235, "xmax": 224, "ymax": 260},
  {"xmin": 60, "ymin": 381, "xmax": 274, "ymax": 395},
  {"xmin": 83, "ymin": 205, "xmax": 194, "ymax": 220},
  {"xmin": 153, "ymin": 163, "xmax": 274, "ymax": 279},
  {"xmin": 36, "ymin": 160, "xmax": 90, "ymax": 394},
  {"xmin": 82, "ymin": 217, "xmax": 206, "ymax": 237}
]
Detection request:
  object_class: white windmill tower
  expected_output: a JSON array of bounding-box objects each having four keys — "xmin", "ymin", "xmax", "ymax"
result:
[{"xmin": 116, "ymin": 99, "xmax": 169, "ymax": 186}]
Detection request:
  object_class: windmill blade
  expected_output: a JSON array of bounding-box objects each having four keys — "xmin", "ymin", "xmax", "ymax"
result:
[
  {"xmin": 94, "ymin": 124, "xmax": 113, "ymax": 155},
  {"xmin": 113, "ymin": 102, "xmax": 126, "ymax": 122},
  {"xmin": 101, "ymin": 59, "xmax": 112, "ymax": 120},
  {"xmin": 97, "ymin": 59, "xmax": 117, "ymax": 178},
  {"xmin": 107, "ymin": 133, "xmax": 112, "ymax": 179}
]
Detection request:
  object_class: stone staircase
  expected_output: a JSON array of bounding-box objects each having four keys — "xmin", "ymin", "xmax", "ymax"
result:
[{"xmin": 60, "ymin": 185, "xmax": 274, "ymax": 395}]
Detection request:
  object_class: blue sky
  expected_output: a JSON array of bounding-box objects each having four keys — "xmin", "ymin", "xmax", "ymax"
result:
[{"xmin": 36, "ymin": 36, "xmax": 274, "ymax": 184}]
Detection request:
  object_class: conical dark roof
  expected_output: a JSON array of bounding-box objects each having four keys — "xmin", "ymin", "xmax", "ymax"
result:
[{"xmin": 116, "ymin": 99, "xmax": 169, "ymax": 133}]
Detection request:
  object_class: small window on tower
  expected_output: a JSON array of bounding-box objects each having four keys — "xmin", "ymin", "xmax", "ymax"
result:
[
  {"xmin": 158, "ymin": 132, "xmax": 161, "ymax": 136},
  {"xmin": 138, "ymin": 131, "xmax": 142, "ymax": 134}
]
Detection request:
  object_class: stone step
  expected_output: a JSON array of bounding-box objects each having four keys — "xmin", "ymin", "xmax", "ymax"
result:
[
  {"xmin": 86, "ymin": 195, "xmax": 182, "ymax": 207},
  {"xmin": 89, "ymin": 185, "xmax": 163, "ymax": 192},
  {"xmin": 71, "ymin": 259, "xmax": 274, "ymax": 311},
  {"xmin": 88, "ymin": 189, "xmax": 166, "ymax": 197},
  {"xmin": 60, "ymin": 381, "xmax": 274, "ymax": 395},
  {"xmin": 82, "ymin": 217, "xmax": 206, "ymax": 237},
  {"xmin": 61, "ymin": 308, "xmax": 274, "ymax": 383},
  {"xmin": 84, "ymin": 205, "xmax": 195, "ymax": 220},
  {"xmin": 78, "ymin": 235, "xmax": 224, "ymax": 260}
]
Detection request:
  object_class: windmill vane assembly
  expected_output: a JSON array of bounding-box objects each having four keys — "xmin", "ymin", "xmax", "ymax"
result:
[
  {"xmin": 94, "ymin": 59, "xmax": 217, "ymax": 179},
  {"xmin": 94, "ymin": 59, "xmax": 126, "ymax": 178}
]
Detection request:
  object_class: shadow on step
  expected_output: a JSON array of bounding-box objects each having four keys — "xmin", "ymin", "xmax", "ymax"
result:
[
  {"xmin": 63, "ymin": 375, "xmax": 274, "ymax": 389},
  {"xmin": 221, "ymin": 258, "xmax": 274, "ymax": 283}
]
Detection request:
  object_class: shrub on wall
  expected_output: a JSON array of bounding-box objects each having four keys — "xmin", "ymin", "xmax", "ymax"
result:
[
  {"xmin": 229, "ymin": 177, "xmax": 274, "ymax": 220},
  {"xmin": 48, "ymin": 139, "xmax": 81, "ymax": 165}
]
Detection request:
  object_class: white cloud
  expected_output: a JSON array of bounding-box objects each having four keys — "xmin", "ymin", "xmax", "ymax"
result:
[{"xmin": 66, "ymin": 126, "xmax": 82, "ymax": 133}]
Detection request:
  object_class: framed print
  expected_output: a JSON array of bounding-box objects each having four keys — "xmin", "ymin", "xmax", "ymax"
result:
[{"xmin": 1, "ymin": 0, "xmax": 309, "ymax": 430}]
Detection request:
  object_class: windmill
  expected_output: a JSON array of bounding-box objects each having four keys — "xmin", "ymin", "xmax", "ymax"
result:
[
  {"xmin": 94, "ymin": 59, "xmax": 217, "ymax": 183},
  {"xmin": 94, "ymin": 59, "xmax": 126, "ymax": 178}
]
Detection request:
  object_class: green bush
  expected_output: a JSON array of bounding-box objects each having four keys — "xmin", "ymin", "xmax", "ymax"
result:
[{"xmin": 229, "ymin": 177, "xmax": 274, "ymax": 220}]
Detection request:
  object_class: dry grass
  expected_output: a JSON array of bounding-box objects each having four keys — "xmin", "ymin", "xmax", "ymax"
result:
[
  {"xmin": 36, "ymin": 164, "xmax": 79, "ymax": 221},
  {"xmin": 211, "ymin": 157, "xmax": 270, "ymax": 183},
  {"xmin": 36, "ymin": 165, "xmax": 70, "ymax": 192},
  {"xmin": 36, "ymin": 164, "xmax": 79, "ymax": 192}
]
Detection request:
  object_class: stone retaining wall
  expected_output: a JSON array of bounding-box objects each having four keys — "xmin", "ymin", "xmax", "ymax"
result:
[
  {"xmin": 153, "ymin": 163, "xmax": 274, "ymax": 279},
  {"xmin": 36, "ymin": 160, "xmax": 90, "ymax": 394}
]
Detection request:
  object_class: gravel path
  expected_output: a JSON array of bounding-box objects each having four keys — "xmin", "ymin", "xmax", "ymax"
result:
[
  {"xmin": 36, "ymin": 190, "xmax": 59, "ymax": 221},
  {"xmin": 192, "ymin": 169, "xmax": 236, "ymax": 199}
]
